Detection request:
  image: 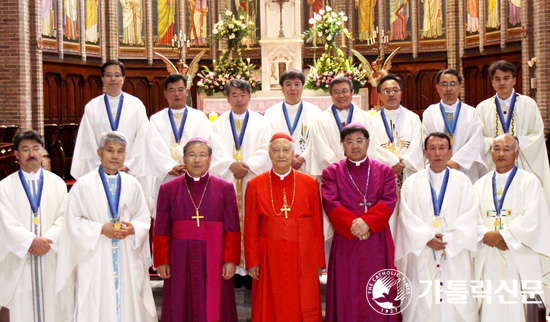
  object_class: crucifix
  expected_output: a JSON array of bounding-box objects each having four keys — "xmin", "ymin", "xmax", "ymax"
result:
[
  {"xmin": 360, "ymin": 198, "xmax": 372, "ymax": 212},
  {"xmin": 273, "ymin": 0, "xmax": 289, "ymax": 38},
  {"xmin": 192, "ymin": 209, "xmax": 204, "ymax": 227},
  {"xmin": 280, "ymin": 193, "xmax": 291, "ymax": 218}
]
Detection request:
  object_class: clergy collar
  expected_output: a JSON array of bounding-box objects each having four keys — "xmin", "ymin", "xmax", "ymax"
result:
[
  {"xmin": 272, "ymin": 168, "xmax": 292, "ymax": 180},
  {"xmin": 495, "ymin": 167, "xmax": 514, "ymax": 178},
  {"xmin": 428, "ymin": 166, "xmax": 447, "ymax": 176},
  {"xmin": 284, "ymin": 100, "xmax": 301, "ymax": 109},
  {"xmin": 21, "ymin": 167, "xmax": 43, "ymax": 180},
  {"xmin": 382, "ymin": 105, "xmax": 403, "ymax": 116},
  {"xmin": 231, "ymin": 110, "xmax": 247, "ymax": 120},
  {"xmin": 496, "ymin": 89, "xmax": 516, "ymax": 106},
  {"xmin": 186, "ymin": 171, "xmax": 209, "ymax": 182},
  {"xmin": 171, "ymin": 106, "xmax": 187, "ymax": 113},
  {"xmin": 440, "ymin": 99, "xmax": 459, "ymax": 111},
  {"xmin": 106, "ymin": 93, "xmax": 122, "ymax": 100},
  {"xmin": 347, "ymin": 155, "xmax": 368, "ymax": 167}
]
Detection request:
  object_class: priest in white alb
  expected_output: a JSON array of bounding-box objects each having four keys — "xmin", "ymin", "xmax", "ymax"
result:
[
  {"xmin": 368, "ymin": 74, "xmax": 424, "ymax": 236},
  {"xmin": 423, "ymin": 69, "xmax": 487, "ymax": 183},
  {"xmin": 0, "ymin": 131, "xmax": 67, "ymax": 322},
  {"xmin": 209, "ymin": 79, "xmax": 272, "ymax": 276},
  {"xmin": 307, "ymin": 76, "xmax": 372, "ymax": 177},
  {"xmin": 474, "ymin": 134, "xmax": 550, "ymax": 322},
  {"xmin": 71, "ymin": 60, "xmax": 149, "ymax": 181},
  {"xmin": 395, "ymin": 132, "xmax": 479, "ymax": 322},
  {"xmin": 56, "ymin": 132, "xmax": 157, "ymax": 322},
  {"xmin": 145, "ymin": 73, "xmax": 211, "ymax": 215},
  {"xmin": 263, "ymin": 69, "xmax": 322, "ymax": 173},
  {"xmin": 476, "ymin": 60, "xmax": 550, "ymax": 207}
]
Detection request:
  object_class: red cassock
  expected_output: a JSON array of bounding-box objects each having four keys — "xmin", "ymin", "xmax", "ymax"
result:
[
  {"xmin": 153, "ymin": 173, "xmax": 241, "ymax": 322},
  {"xmin": 245, "ymin": 169, "xmax": 325, "ymax": 322}
]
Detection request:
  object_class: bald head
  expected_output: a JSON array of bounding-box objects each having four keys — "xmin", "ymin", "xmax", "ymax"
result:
[{"xmin": 492, "ymin": 134, "xmax": 519, "ymax": 173}]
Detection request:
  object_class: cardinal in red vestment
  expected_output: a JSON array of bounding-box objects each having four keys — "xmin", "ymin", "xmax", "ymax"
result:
[{"xmin": 245, "ymin": 133, "xmax": 325, "ymax": 322}]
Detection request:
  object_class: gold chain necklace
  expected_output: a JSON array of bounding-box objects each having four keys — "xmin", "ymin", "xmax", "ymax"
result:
[
  {"xmin": 269, "ymin": 169, "xmax": 296, "ymax": 218},
  {"xmin": 184, "ymin": 174, "xmax": 211, "ymax": 227}
]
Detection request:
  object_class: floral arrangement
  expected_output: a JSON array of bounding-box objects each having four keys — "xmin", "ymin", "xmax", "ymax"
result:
[
  {"xmin": 198, "ymin": 11, "xmax": 261, "ymax": 96},
  {"xmin": 302, "ymin": 6, "xmax": 367, "ymax": 93}
]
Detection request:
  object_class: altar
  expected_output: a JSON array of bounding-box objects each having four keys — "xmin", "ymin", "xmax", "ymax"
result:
[{"xmin": 198, "ymin": 88, "xmax": 369, "ymax": 115}]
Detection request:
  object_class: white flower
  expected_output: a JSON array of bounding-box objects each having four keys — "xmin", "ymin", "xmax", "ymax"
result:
[
  {"xmin": 229, "ymin": 33, "xmax": 236, "ymax": 39},
  {"xmin": 328, "ymin": 17, "xmax": 333, "ymax": 23},
  {"xmin": 326, "ymin": 35, "xmax": 333, "ymax": 41},
  {"xmin": 343, "ymin": 16, "xmax": 348, "ymax": 21},
  {"xmin": 339, "ymin": 12, "xmax": 345, "ymax": 16},
  {"xmin": 326, "ymin": 6, "xmax": 332, "ymax": 12},
  {"xmin": 318, "ymin": 9, "xmax": 325, "ymax": 15},
  {"xmin": 332, "ymin": 13, "xmax": 337, "ymax": 18},
  {"xmin": 225, "ymin": 10, "xmax": 232, "ymax": 16},
  {"xmin": 336, "ymin": 21, "xmax": 341, "ymax": 25},
  {"xmin": 228, "ymin": 24, "xmax": 234, "ymax": 29},
  {"xmin": 309, "ymin": 18, "xmax": 315, "ymax": 24},
  {"xmin": 213, "ymin": 28, "xmax": 219, "ymax": 34},
  {"xmin": 318, "ymin": 31, "xmax": 323, "ymax": 37},
  {"xmin": 315, "ymin": 14, "xmax": 322, "ymax": 21},
  {"xmin": 344, "ymin": 28, "xmax": 349, "ymax": 33},
  {"xmin": 240, "ymin": 15, "xmax": 245, "ymax": 20}
]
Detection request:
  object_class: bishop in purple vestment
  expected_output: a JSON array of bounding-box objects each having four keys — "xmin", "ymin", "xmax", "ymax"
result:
[
  {"xmin": 154, "ymin": 138, "xmax": 241, "ymax": 322},
  {"xmin": 321, "ymin": 124, "xmax": 398, "ymax": 322}
]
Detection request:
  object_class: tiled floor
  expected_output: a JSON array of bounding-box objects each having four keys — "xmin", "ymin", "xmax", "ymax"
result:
[{"xmin": 152, "ymin": 277, "xmax": 327, "ymax": 322}]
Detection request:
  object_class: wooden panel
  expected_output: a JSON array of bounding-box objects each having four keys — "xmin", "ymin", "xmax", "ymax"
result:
[
  {"xmin": 44, "ymin": 73, "xmax": 62, "ymax": 124},
  {"xmin": 461, "ymin": 48, "xmax": 522, "ymax": 107}
]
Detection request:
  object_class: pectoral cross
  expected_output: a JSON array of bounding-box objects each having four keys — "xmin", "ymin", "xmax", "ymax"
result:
[
  {"xmin": 280, "ymin": 193, "xmax": 291, "ymax": 218},
  {"xmin": 192, "ymin": 209, "xmax": 204, "ymax": 227},
  {"xmin": 360, "ymin": 198, "xmax": 372, "ymax": 212}
]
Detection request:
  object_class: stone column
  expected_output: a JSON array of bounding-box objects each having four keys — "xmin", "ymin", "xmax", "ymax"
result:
[{"xmin": 105, "ymin": 0, "xmax": 119, "ymax": 60}]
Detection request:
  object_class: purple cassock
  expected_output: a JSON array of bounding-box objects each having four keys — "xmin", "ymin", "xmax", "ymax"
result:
[
  {"xmin": 154, "ymin": 173, "xmax": 241, "ymax": 322},
  {"xmin": 321, "ymin": 158, "xmax": 398, "ymax": 322}
]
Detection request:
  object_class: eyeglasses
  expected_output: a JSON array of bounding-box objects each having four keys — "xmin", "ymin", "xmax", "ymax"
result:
[
  {"xmin": 333, "ymin": 89, "xmax": 351, "ymax": 96},
  {"xmin": 186, "ymin": 154, "xmax": 208, "ymax": 160},
  {"xmin": 18, "ymin": 147, "xmax": 42, "ymax": 154},
  {"xmin": 104, "ymin": 73, "xmax": 123, "ymax": 79},
  {"xmin": 343, "ymin": 138, "xmax": 366, "ymax": 146},
  {"xmin": 381, "ymin": 89, "xmax": 402, "ymax": 95},
  {"xmin": 167, "ymin": 87, "xmax": 187, "ymax": 94},
  {"xmin": 439, "ymin": 82, "xmax": 458, "ymax": 88}
]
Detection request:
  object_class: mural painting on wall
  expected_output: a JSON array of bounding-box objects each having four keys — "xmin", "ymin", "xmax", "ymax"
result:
[
  {"xmin": 64, "ymin": 0, "xmax": 79, "ymax": 41},
  {"xmin": 467, "ymin": 0, "xmax": 479, "ymax": 33},
  {"xmin": 507, "ymin": 0, "xmax": 521, "ymax": 41},
  {"xmin": 466, "ymin": 0, "xmax": 480, "ymax": 47},
  {"xmin": 86, "ymin": 0, "xmax": 99, "ymax": 44},
  {"xmin": 233, "ymin": 0, "xmax": 259, "ymax": 46},
  {"xmin": 419, "ymin": 0, "xmax": 444, "ymax": 39},
  {"xmin": 41, "ymin": 0, "xmax": 57, "ymax": 51},
  {"xmin": 508, "ymin": 0, "xmax": 520, "ymax": 26},
  {"xmin": 387, "ymin": 0, "xmax": 411, "ymax": 42},
  {"xmin": 42, "ymin": 0, "xmax": 56, "ymax": 39},
  {"xmin": 154, "ymin": 0, "xmax": 178, "ymax": 46},
  {"xmin": 186, "ymin": 0, "xmax": 209, "ymax": 46},
  {"xmin": 119, "ymin": 0, "xmax": 145, "ymax": 46},
  {"xmin": 486, "ymin": 0, "xmax": 500, "ymax": 43},
  {"xmin": 355, "ymin": 0, "xmax": 378, "ymax": 43},
  {"xmin": 306, "ymin": 0, "xmax": 325, "ymax": 27}
]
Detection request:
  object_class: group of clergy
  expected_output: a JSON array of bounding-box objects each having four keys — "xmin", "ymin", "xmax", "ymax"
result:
[{"xmin": 1, "ymin": 58, "xmax": 550, "ymax": 322}]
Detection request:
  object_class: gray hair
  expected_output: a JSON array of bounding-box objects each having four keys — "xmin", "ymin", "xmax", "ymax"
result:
[
  {"xmin": 493, "ymin": 134, "xmax": 519, "ymax": 152},
  {"xmin": 98, "ymin": 131, "xmax": 128, "ymax": 149}
]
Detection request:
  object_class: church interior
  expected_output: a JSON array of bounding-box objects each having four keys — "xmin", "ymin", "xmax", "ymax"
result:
[
  {"xmin": 0, "ymin": 0, "xmax": 548, "ymax": 181},
  {"xmin": 0, "ymin": 0, "xmax": 549, "ymax": 320}
]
